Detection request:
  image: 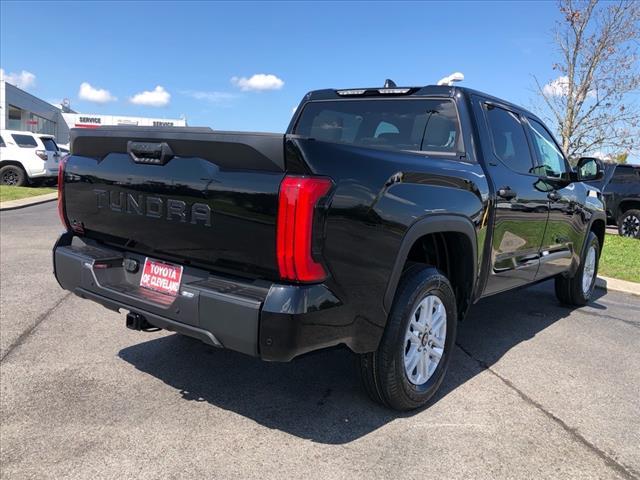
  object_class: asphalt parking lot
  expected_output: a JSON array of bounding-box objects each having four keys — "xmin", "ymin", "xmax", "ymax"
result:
[{"xmin": 1, "ymin": 202, "xmax": 639, "ymax": 480}]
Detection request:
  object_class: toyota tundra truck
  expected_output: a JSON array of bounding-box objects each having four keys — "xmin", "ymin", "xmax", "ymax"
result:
[{"xmin": 53, "ymin": 84, "xmax": 606, "ymax": 411}]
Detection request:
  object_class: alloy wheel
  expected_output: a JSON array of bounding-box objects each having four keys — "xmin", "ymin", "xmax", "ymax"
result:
[
  {"xmin": 404, "ymin": 294, "xmax": 446, "ymax": 385},
  {"xmin": 621, "ymin": 214, "xmax": 640, "ymax": 238},
  {"xmin": 2, "ymin": 171, "xmax": 19, "ymax": 186},
  {"xmin": 582, "ymin": 245, "xmax": 597, "ymax": 296}
]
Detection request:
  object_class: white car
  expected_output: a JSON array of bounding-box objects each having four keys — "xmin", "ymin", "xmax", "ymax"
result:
[{"xmin": 0, "ymin": 130, "xmax": 61, "ymax": 186}]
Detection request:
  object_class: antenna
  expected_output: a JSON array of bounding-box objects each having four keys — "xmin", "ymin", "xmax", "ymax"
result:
[
  {"xmin": 384, "ymin": 79, "xmax": 397, "ymax": 88},
  {"xmin": 436, "ymin": 72, "xmax": 464, "ymax": 86}
]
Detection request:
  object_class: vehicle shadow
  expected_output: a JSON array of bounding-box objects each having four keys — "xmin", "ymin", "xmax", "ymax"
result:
[{"xmin": 118, "ymin": 281, "xmax": 608, "ymax": 445}]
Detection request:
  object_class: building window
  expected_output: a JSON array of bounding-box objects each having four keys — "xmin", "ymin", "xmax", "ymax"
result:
[
  {"xmin": 8, "ymin": 105, "xmax": 23, "ymax": 130},
  {"xmin": 28, "ymin": 113, "xmax": 56, "ymax": 136}
]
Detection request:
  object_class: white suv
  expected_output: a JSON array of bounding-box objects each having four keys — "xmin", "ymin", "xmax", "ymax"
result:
[{"xmin": 0, "ymin": 130, "xmax": 61, "ymax": 186}]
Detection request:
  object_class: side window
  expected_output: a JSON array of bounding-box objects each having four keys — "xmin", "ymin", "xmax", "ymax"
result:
[
  {"xmin": 0, "ymin": 136, "xmax": 5, "ymax": 148},
  {"xmin": 528, "ymin": 118, "xmax": 567, "ymax": 178},
  {"xmin": 11, "ymin": 134, "xmax": 38, "ymax": 148},
  {"xmin": 485, "ymin": 105, "xmax": 534, "ymax": 174}
]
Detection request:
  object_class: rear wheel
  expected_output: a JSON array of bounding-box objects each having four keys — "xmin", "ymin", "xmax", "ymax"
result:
[
  {"xmin": 555, "ymin": 232, "xmax": 600, "ymax": 306},
  {"xmin": 358, "ymin": 265, "xmax": 457, "ymax": 411},
  {"xmin": 618, "ymin": 209, "xmax": 640, "ymax": 239},
  {"xmin": 0, "ymin": 165, "xmax": 27, "ymax": 186}
]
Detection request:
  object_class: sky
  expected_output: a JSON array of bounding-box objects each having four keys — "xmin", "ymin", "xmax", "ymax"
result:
[{"xmin": 0, "ymin": 1, "xmax": 637, "ymax": 162}]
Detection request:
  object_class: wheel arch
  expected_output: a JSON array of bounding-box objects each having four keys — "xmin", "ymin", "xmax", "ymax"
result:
[
  {"xmin": 617, "ymin": 199, "xmax": 640, "ymax": 217},
  {"xmin": 590, "ymin": 217, "xmax": 606, "ymax": 253},
  {"xmin": 0, "ymin": 161, "xmax": 29, "ymax": 184},
  {"xmin": 383, "ymin": 215, "xmax": 478, "ymax": 318},
  {"xmin": 0, "ymin": 160, "xmax": 28, "ymax": 171}
]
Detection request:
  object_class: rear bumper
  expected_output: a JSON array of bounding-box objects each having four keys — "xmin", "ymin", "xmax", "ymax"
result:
[{"xmin": 53, "ymin": 233, "xmax": 345, "ymax": 361}]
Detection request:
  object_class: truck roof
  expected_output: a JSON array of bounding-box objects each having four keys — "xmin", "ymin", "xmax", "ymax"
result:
[{"xmin": 302, "ymin": 84, "xmax": 539, "ymax": 122}]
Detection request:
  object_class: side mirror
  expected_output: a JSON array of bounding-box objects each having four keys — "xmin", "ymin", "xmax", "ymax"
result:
[{"xmin": 575, "ymin": 157, "xmax": 604, "ymax": 182}]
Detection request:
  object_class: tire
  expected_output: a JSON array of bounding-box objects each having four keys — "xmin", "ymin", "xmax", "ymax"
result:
[
  {"xmin": 0, "ymin": 165, "xmax": 27, "ymax": 186},
  {"xmin": 358, "ymin": 265, "xmax": 457, "ymax": 411},
  {"xmin": 618, "ymin": 209, "xmax": 640, "ymax": 239},
  {"xmin": 555, "ymin": 232, "xmax": 600, "ymax": 306}
]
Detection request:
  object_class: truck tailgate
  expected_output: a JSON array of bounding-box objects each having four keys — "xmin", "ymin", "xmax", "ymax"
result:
[{"xmin": 63, "ymin": 127, "xmax": 286, "ymax": 279}]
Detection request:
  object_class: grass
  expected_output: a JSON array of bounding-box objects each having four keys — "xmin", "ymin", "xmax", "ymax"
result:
[
  {"xmin": 0, "ymin": 185, "xmax": 57, "ymax": 203},
  {"xmin": 599, "ymin": 234, "xmax": 640, "ymax": 283}
]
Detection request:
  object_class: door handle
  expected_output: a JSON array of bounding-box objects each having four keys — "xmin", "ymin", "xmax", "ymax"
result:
[
  {"xmin": 548, "ymin": 191, "xmax": 561, "ymax": 202},
  {"xmin": 497, "ymin": 187, "xmax": 517, "ymax": 200}
]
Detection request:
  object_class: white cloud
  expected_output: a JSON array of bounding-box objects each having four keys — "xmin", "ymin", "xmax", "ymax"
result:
[
  {"xmin": 543, "ymin": 76, "xmax": 570, "ymax": 96},
  {"xmin": 78, "ymin": 82, "xmax": 116, "ymax": 103},
  {"xmin": 543, "ymin": 75, "xmax": 595, "ymax": 100},
  {"xmin": 231, "ymin": 73, "xmax": 284, "ymax": 92},
  {"xmin": 180, "ymin": 90, "xmax": 237, "ymax": 103},
  {"xmin": 1, "ymin": 68, "xmax": 36, "ymax": 90},
  {"xmin": 130, "ymin": 85, "xmax": 170, "ymax": 107}
]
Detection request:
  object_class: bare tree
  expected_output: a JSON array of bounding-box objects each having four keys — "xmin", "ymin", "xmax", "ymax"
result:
[{"xmin": 535, "ymin": 0, "xmax": 640, "ymax": 162}]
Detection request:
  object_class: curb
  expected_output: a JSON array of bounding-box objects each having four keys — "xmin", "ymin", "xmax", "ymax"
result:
[
  {"xmin": 596, "ymin": 276, "xmax": 640, "ymax": 297},
  {"xmin": 0, "ymin": 192, "xmax": 58, "ymax": 211}
]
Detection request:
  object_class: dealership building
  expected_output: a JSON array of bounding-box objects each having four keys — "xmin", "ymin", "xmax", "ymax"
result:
[{"xmin": 0, "ymin": 79, "xmax": 187, "ymax": 145}]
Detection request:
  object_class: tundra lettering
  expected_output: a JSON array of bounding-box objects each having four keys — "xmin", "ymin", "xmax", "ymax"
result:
[
  {"xmin": 94, "ymin": 189, "xmax": 212, "ymax": 226},
  {"xmin": 54, "ymin": 82, "xmax": 606, "ymax": 411}
]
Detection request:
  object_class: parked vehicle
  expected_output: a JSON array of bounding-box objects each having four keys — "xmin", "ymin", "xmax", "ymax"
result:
[
  {"xmin": 0, "ymin": 129, "xmax": 60, "ymax": 186},
  {"xmin": 57, "ymin": 143, "xmax": 70, "ymax": 154},
  {"xmin": 52, "ymin": 84, "xmax": 605, "ymax": 410},
  {"xmin": 588, "ymin": 163, "xmax": 640, "ymax": 238}
]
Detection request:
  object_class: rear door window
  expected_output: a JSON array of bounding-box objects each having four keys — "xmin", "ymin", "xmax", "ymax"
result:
[
  {"xmin": 40, "ymin": 137, "xmax": 59, "ymax": 151},
  {"xmin": 294, "ymin": 99, "xmax": 461, "ymax": 154},
  {"xmin": 11, "ymin": 134, "xmax": 38, "ymax": 148},
  {"xmin": 484, "ymin": 105, "xmax": 535, "ymax": 174}
]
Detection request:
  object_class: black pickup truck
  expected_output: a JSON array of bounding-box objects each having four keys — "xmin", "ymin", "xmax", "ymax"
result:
[
  {"xmin": 53, "ymin": 84, "xmax": 606, "ymax": 411},
  {"xmin": 588, "ymin": 163, "xmax": 640, "ymax": 238}
]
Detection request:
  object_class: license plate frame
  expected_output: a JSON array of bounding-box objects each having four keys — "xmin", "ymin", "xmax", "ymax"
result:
[{"xmin": 139, "ymin": 258, "xmax": 183, "ymax": 296}]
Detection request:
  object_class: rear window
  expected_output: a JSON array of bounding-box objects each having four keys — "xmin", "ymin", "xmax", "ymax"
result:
[
  {"xmin": 40, "ymin": 137, "xmax": 58, "ymax": 151},
  {"xmin": 11, "ymin": 134, "xmax": 38, "ymax": 148},
  {"xmin": 0, "ymin": 136, "xmax": 5, "ymax": 148},
  {"xmin": 294, "ymin": 99, "xmax": 461, "ymax": 154}
]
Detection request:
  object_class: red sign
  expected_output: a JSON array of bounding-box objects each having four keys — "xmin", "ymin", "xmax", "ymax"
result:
[
  {"xmin": 140, "ymin": 258, "xmax": 183, "ymax": 296},
  {"xmin": 26, "ymin": 120, "xmax": 38, "ymax": 125}
]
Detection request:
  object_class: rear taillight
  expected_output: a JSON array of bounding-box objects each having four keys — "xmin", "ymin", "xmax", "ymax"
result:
[
  {"xmin": 277, "ymin": 176, "xmax": 332, "ymax": 282},
  {"xmin": 57, "ymin": 155, "xmax": 71, "ymax": 231},
  {"xmin": 36, "ymin": 150, "xmax": 48, "ymax": 161}
]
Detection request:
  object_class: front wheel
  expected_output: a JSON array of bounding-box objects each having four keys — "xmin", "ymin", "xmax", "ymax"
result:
[
  {"xmin": 0, "ymin": 165, "xmax": 27, "ymax": 186},
  {"xmin": 555, "ymin": 232, "xmax": 600, "ymax": 306},
  {"xmin": 358, "ymin": 265, "xmax": 457, "ymax": 411},
  {"xmin": 618, "ymin": 209, "xmax": 640, "ymax": 239}
]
